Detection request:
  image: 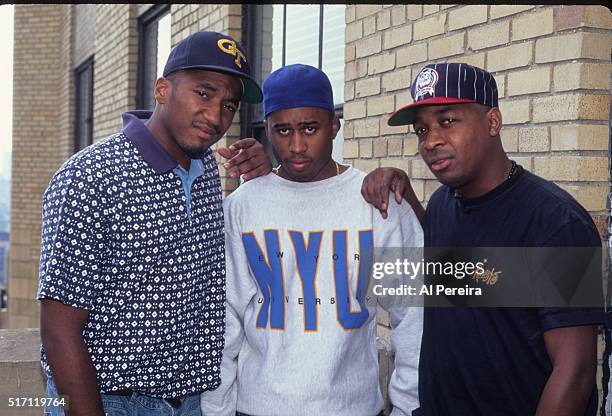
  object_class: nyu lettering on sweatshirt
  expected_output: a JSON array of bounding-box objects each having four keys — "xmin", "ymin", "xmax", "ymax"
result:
[{"xmin": 201, "ymin": 167, "xmax": 423, "ymax": 416}]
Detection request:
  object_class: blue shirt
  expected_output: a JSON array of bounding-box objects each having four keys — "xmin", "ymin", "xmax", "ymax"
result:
[
  {"xmin": 173, "ymin": 160, "xmax": 205, "ymax": 218},
  {"xmin": 37, "ymin": 110, "xmax": 226, "ymax": 398}
]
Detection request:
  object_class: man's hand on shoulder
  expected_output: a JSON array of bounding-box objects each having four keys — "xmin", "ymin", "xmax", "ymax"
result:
[
  {"xmin": 361, "ymin": 167, "xmax": 424, "ymax": 221},
  {"xmin": 217, "ymin": 138, "xmax": 272, "ymax": 181}
]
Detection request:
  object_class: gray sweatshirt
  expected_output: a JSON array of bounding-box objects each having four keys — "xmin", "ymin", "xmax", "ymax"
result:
[{"xmin": 201, "ymin": 167, "xmax": 423, "ymax": 416}]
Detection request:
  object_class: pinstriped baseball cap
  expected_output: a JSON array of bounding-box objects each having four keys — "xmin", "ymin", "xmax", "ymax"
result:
[{"xmin": 387, "ymin": 63, "xmax": 498, "ymax": 126}]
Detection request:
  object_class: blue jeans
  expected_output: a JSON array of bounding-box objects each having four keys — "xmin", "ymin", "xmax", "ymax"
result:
[{"xmin": 44, "ymin": 377, "xmax": 201, "ymax": 416}]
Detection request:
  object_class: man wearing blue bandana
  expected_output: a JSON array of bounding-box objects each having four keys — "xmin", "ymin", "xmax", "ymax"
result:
[{"xmin": 200, "ymin": 64, "xmax": 424, "ymax": 416}]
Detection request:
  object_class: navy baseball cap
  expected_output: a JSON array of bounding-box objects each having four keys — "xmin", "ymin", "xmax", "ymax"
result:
[
  {"xmin": 163, "ymin": 31, "xmax": 263, "ymax": 103},
  {"xmin": 263, "ymin": 64, "xmax": 335, "ymax": 117},
  {"xmin": 388, "ymin": 63, "xmax": 498, "ymax": 126}
]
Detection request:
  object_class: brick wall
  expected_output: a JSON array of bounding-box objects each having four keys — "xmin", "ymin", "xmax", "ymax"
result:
[
  {"xmin": 92, "ymin": 4, "xmax": 138, "ymax": 141},
  {"xmin": 57, "ymin": 6, "xmax": 74, "ymax": 168},
  {"xmin": 344, "ymin": 5, "xmax": 611, "ymax": 231},
  {"xmin": 171, "ymin": 4, "xmax": 244, "ymax": 196},
  {"xmin": 74, "ymin": 4, "xmax": 96, "ymax": 68},
  {"xmin": 9, "ymin": 5, "xmax": 66, "ymax": 328}
]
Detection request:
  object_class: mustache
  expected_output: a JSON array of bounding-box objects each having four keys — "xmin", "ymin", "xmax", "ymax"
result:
[
  {"xmin": 286, "ymin": 156, "xmax": 312, "ymax": 163},
  {"xmin": 424, "ymin": 151, "xmax": 453, "ymax": 161},
  {"xmin": 192, "ymin": 121, "xmax": 220, "ymax": 135}
]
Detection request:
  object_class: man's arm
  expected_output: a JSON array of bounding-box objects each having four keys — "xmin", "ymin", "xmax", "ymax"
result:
[
  {"xmin": 217, "ymin": 137, "xmax": 272, "ymax": 181},
  {"xmin": 361, "ymin": 167, "xmax": 424, "ymax": 221},
  {"xmin": 373, "ymin": 194, "xmax": 424, "ymax": 415},
  {"xmin": 41, "ymin": 299, "xmax": 105, "ymax": 416},
  {"xmin": 200, "ymin": 200, "xmax": 257, "ymax": 415},
  {"xmin": 535, "ymin": 325, "xmax": 598, "ymax": 416},
  {"xmin": 37, "ymin": 166, "xmax": 110, "ymax": 416}
]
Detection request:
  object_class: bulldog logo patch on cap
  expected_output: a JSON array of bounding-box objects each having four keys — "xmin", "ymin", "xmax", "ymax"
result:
[
  {"xmin": 414, "ymin": 67, "xmax": 439, "ymax": 99},
  {"xmin": 217, "ymin": 38, "xmax": 246, "ymax": 68}
]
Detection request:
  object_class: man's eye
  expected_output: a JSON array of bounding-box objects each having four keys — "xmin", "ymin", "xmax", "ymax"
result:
[
  {"xmin": 196, "ymin": 90, "xmax": 208, "ymax": 98},
  {"xmin": 304, "ymin": 127, "xmax": 317, "ymax": 134},
  {"xmin": 224, "ymin": 103, "xmax": 238, "ymax": 112},
  {"xmin": 415, "ymin": 127, "xmax": 426, "ymax": 136},
  {"xmin": 278, "ymin": 128, "xmax": 291, "ymax": 136},
  {"xmin": 442, "ymin": 118, "xmax": 455, "ymax": 125}
]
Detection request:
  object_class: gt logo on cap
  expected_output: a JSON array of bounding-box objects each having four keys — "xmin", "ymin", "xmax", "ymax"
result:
[{"xmin": 217, "ymin": 38, "xmax": 246, "ymax": 69}]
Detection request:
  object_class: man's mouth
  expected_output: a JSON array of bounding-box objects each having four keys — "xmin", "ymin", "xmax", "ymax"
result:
[
  {"xmin": 193, "ymin": 123, "xmax": 217, "ymax": 140},
  {"xmin": 287, "ymin": 159, "xmax": 311, "ymax": 171},
  {"xmin": 429, "ymin": 157, "xmax": 452, "ymax": 172}
]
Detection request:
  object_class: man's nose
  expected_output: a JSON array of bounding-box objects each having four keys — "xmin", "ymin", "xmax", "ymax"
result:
[
  {"xmin": 204, "ymin": 103, "xmax": 222, "ymax": 131},
  {"xmin": 289, "ymin": 133, "xmax": 307, "ymax": 154},
  {"xmin": 422, "ymin": 127, "xmax": 445, "ymax": 152}
]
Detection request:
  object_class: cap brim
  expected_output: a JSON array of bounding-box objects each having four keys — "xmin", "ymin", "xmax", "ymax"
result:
[
  {"xmin": 387, "ymin": 97, "xmax": 477, "ymax": 126},
  {"xmin": 166, "ymin": 64, "xmax": 263, "ymax": 104}
]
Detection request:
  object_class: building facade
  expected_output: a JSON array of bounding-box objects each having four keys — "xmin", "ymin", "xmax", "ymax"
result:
[
  {"xmin": 6, "ymin": 2, "xmax": 612, "ymax": 408},
  {"xmin": 8, "ymin": 0, "xmax": 612, "ymax": 354}
]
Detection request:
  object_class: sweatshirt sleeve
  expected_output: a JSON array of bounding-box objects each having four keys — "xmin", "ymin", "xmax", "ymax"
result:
[
  {"xmin": 373, "ymin": 193, "xmax": 424, "ymax": 416},
  {"xmin": 201, "ymin": 199, "xmax": 257, "ymax": 416}
]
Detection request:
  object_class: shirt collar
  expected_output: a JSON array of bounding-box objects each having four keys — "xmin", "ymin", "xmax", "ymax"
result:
[
  {"xmin": 121, "ymin": 110, "xmax": 178, "ymax": 174},
  {"xmin": 174, "ymin": 159, "xmax": 205, "ymax": 179}
]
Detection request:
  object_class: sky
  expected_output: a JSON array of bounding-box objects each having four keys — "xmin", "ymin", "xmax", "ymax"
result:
[{"xmin": 0, "ymin": 5, "xmax": 12, "ymax": 179}]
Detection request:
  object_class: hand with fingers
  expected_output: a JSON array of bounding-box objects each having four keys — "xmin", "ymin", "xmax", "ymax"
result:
[
  {"xmin": 217, "ymin": 138, "xmax": 273, "ymax": 181},
  {"xmin": 361, "ymin": 167, "xmax": 425, "ymax": 221}
]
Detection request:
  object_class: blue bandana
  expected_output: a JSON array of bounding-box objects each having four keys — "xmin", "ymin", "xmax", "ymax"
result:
[{"xmin": 263, "ymin": 64, "xmax": 334, "ymax": 117}]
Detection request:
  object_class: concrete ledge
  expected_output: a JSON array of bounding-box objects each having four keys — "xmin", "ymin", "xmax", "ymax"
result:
[{"xmin": 0, "ymin": 328, "xmax": 45, "ymax": 416}]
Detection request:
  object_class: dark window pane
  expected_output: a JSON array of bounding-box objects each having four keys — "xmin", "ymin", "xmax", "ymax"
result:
[
  {"xmin": 141, "ymin": 21, "xmax": 159, "ymax": 110},
  {"xmin": 75, "ymin": 58, "xmax": 94, "ymax": 152}
]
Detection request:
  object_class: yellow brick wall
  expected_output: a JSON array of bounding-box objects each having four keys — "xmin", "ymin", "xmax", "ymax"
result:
[
  {"xmin": 92, "ymin": 4, "xmax": 138, "ymax": 141},
  {"xmin": 9, "ymin": 5, "xmax": 68, "ymax": 328},
  {"xmin": 57, "ymin": 6, "xmax": 75, "ymax": 167},
  {"xmin": 344, "ymin": 5, "xmax": 611, "ymax": 230}
]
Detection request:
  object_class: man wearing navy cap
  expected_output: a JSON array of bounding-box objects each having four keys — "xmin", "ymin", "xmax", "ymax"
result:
[
  {"xmin": 362, "ymin": 63, "xmax": 603, "ymax": 415},
  {"xmin": 201, "ymin": 64, "xmax": 424, "ymax": 416},
  {"xmin": 38, "ymin": 31, "xmax": 271, "ymax": 416}
]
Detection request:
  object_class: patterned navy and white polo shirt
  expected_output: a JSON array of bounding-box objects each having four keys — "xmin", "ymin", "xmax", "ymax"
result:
[{"xmin": 37, "ymin": 111, "xmax": 226, "ymax": 398}]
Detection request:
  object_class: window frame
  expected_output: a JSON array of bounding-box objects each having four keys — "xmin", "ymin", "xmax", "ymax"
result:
[
  {"xmin": 136, "ymin": 4, "xmax": 171, "ymax": 110},
  {"xmin": 74, "ymin": 56, "xmax": 94, "ymax": 152},
  {"xmin": 241, "ymin": 4, "xmax": 346, "ymax": 165}
]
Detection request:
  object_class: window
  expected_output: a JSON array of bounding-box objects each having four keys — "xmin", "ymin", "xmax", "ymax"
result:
[
  {"xmin": 74, "ymin": 57, "xmax": 94, "ymax": 152},
  {"xmin": 242, "ymin": 5, "xmax": 346, "ymax": 163},
  {"xmin": 137, "ymin": 5, "xmax": 171, "ymax": 110}
]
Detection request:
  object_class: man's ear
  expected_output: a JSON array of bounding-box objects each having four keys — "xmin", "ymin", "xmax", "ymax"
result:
[
  {"xmin": 154, "ymin": 77, "xmax": 172, "ymax": 105},
  {"xmin": 331, "ymin": 114, "xmax": 340, "ymax": 140},
  {"xmin": 487, "ymin": 107, "xmax": 502, "ymax": 137}
]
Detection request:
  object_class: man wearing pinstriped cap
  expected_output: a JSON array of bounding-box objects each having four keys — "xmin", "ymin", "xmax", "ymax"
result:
[{"xmin": 362, "ymin": 62, "xmax": 604, "ymax": 415}]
